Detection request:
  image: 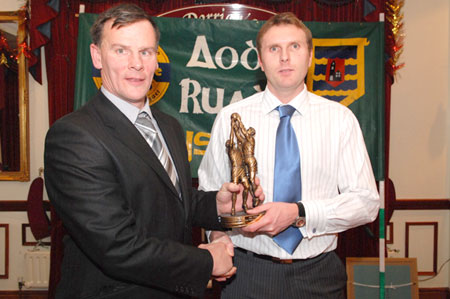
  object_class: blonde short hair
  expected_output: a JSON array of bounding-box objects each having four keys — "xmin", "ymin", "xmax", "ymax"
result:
[{"xmin": 256, "ymin": 12, "xmax": 312, "ymax": 53}]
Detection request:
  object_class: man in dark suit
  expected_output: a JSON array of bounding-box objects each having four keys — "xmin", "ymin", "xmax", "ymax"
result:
[{"xmin": 44, "ymin": 4, "xmax": 263, "ymax": 298}]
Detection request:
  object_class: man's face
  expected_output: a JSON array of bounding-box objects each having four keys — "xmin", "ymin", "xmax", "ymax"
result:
[
  {"xmin": 258, "ymin": 24, "xmax": 312, "ymax": 102},
  {"xmin": 90, "ymin": 19, "xmax": 158, "ymax": 108}
]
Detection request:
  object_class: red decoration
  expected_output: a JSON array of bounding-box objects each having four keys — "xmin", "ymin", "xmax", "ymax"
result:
[
  {"xmin": 0, "ymin": 25, "xmax": 33, "ymax": 62},
  {"xmin": 0, "ymin": 35, "xmax": 9, "ymax": 51},
  {"xmin": 386, "ymin": 0, "xmax": 405, "ymax": 76},
  {"xmin": 18, "ymin": 42, "xmax": 32, "ymax": 59}
]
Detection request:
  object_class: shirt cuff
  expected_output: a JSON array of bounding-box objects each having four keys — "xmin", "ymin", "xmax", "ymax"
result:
[{"xmin": 302, "ymin": 200, "xmax": 327, "ymax": 238}]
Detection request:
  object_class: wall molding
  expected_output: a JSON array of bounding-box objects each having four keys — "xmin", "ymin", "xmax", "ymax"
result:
[
  {"xmin": 0, "ymin": 288, "xmax": 448, "ymax": 299},
  {"xmin": 1, "ymin": 199, "xmax": 448, "ymax": 211},
  {"xmin": 419, "ymin": 287, "xmax": 450, "ymax": 299},
  {"xmin": 21, "ymin": 224, "xmax": 51, "ymax": 246},
  {"xmin": 0, "ymin": 291, "xmax": 47, "ymax": 299},
  {"xmin": 0, "ymin": 224, "xmax": 9, "ymax": 279},
  {"xmin": 0, "ymin": 201, "xmax": 51, "ymax": 212},
  {"xmin": 386, "ymin": 222, "xmax": 393, "ymax": 244},
  {"xmin": 405, "ymin": 222, "xmax": 438, "ymax": 276},
  {"xmin": 394, "ymin": 199, "xmax": 450, "ymax": 210}
]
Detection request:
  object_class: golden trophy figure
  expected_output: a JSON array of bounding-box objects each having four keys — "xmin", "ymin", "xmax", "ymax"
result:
[
  {"xmin": 233, "ymin": 115, "xmax": 260, "ymax": 208},
  {"xmin": 219, "ymin": 113, "xmax": 264, "ymax": 228}
]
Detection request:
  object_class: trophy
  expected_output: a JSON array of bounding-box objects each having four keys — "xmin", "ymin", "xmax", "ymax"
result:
[{"xmin": 219, "ymin": 113, "xmax": 264, "ymax": 228}]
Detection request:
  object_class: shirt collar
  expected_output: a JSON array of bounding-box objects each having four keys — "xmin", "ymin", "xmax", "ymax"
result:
[
  {"xmin": 261, "ymin": 84, "xmax": 310, "ymax": 117},
  {"xmin": 101, "ymin": 86, "xmax": 153, "ymax": 123}
]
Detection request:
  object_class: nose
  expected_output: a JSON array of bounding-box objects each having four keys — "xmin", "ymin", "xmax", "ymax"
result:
[
  {"xmin": 129, "ymin": 52, "xmax": 143, "ymax": 70},
  {"xmin": 280, "ymin": 48, "xmax": 289, "ymax": 63}
]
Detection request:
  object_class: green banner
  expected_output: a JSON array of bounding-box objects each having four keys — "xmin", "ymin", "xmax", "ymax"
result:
[{"xmin": 74, "ymin": 15, "xmax": 384, "ymax": 180}]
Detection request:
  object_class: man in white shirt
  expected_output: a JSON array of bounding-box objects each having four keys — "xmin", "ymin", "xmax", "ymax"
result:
[{"xmin": 198, "ymin": 12, "xmax": 379, "ymax": 298}]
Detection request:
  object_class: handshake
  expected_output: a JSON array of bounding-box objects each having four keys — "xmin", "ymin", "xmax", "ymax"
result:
[
  {"xmin": 198, "ymin": 178, "xmax": 265, "ymax": 281},
  {"xmin": 198, "ymin": 231, "xmax": 236, "ymax": 281}
]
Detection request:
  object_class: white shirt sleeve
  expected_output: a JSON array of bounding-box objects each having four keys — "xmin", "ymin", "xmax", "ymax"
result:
[{"xmin": 198, "ymin": 109, "xmax": 231, "ymax": 192}]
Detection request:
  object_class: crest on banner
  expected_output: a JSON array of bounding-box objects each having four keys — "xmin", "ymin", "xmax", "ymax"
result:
[{"xmin": 307, "ymin": 38, "xmax": 369, "ymax": 107}]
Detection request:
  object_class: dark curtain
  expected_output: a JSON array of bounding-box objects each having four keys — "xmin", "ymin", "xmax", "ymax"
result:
[
  {"xmin": 0, "ymin": 62, "xmax": 19, "ymax": 172},
  {"xmin": 29, "ymin": 1, "xmax": 391, "ymax": 297}
]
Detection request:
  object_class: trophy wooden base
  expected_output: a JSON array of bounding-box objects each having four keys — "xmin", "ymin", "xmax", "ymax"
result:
[{"xmin": 218, "ymin": 211, "xmax": 264, "ymax": 228}]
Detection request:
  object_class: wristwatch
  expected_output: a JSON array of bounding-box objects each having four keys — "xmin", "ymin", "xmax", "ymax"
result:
[{"xmin": 292, "ymin": 202, "xmax": 306, "ymax": 228}]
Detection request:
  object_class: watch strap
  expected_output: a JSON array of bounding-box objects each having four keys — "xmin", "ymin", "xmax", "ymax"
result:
[{"xmin": 296, "ymin": 202, "xmax": 305, "ymax": 217}]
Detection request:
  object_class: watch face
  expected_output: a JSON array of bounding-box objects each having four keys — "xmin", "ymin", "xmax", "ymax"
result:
[{"xmin": 295, "ymin": 217, "xmax": 305, "ymax": 227}]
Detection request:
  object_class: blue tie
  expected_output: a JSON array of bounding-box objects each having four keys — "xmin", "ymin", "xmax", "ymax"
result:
[{"xmin": 273, "ymin": 105, "xmax": 303, "ymax": 254}]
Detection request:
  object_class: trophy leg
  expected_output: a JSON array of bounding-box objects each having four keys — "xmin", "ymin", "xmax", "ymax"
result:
[
  {"xmin": 253, "ymin": 197, "xmax": 260, "ymax": 208},
  {"xmin": 242, "ymin": 188, "xmax": 249, "ymax": 213},
  {"xmin": 231, "ymin": 192, "xmax": 236, "ymax": 216},
  {"xmin": 251, "ymin": 184, "xmax": 260, "ymax": 207}
]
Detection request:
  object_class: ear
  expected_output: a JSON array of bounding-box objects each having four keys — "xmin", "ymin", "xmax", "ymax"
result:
[
  {"xmin": 308, "ymin": 50, "xmax": 313, "ymax": 68},
  {"xmin": 90, "ymin": 43, "xmax": 102, "ymax": 70},
  {"xmin": 258, "ymin": 52, "xmax": 264, "ymax": 72}
]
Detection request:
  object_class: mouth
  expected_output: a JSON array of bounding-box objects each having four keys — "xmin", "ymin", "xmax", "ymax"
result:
[
  {"xmin": 126, "ymin": 77, "xmax": 144, "ymax": 81},
  {"xmin": 126, "ymin": 77, "xmax": 146, "ymax": 85},
  {"xmin": 279, "ymin": 68, "xmax": 293, "ymax": 75}
]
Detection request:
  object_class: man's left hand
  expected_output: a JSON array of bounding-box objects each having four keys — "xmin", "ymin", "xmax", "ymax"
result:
[{"xmin": 240, "ymin": 202, "xmax": 298, "ymax": 236}]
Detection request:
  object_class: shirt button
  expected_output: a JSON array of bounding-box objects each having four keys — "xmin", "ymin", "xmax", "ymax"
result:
[{"xmin": 312, "ymin": 228, "xmax": 316, "ymax": 233}]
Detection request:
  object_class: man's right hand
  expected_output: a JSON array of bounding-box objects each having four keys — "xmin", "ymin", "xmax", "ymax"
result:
[{"xmin": 198, "ymin": 240, "xmax": 236, "ymax": 280}]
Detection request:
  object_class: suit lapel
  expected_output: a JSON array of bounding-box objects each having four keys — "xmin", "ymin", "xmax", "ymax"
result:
[
  {"xmin": 91, "ymin": 92, "xmax": 179, "ymax": 198},
  {"xmin": 152, "ymin": 110, "xmax": 190, "ymax": 205}
]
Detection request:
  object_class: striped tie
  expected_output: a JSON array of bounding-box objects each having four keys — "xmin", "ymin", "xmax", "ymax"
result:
[{"xmin": 135, "ymin": 111, "xmax": 180, "ymax": 195}]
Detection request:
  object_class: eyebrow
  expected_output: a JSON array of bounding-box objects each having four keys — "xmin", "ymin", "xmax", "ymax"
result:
[
  {"xmin": 110, "ymin": 43, "xmax": 128, "ymax": 49},
  {"xmin": 141, "ymin": 46, "xmax": 157, "ymax": 52},
  {"xmin": 110, "ymin": 44, "xmax": 157, "ymax": 52},
  {"xmin": 266, "ymin": 40, "xmax": 303, "ymax": 48}
]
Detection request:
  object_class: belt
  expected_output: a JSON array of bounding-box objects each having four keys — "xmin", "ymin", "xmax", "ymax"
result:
[{"xmin": 236, "ymin": 247, "xmax": 300, "ymax": 264}]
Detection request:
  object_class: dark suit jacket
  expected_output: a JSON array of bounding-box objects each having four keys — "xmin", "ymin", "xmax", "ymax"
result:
[{"xmin": 44, "ymin": 91, "xmax": 223, "ymax": 299}]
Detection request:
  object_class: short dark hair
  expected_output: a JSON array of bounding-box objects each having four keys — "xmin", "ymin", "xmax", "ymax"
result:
[
  {"xmin": 90, "ymin": 3, "xmax": 160, "ymax": 46},
  {"xmin": 256, "ymin": 12, "xmax": 312, "ymax": 53}
]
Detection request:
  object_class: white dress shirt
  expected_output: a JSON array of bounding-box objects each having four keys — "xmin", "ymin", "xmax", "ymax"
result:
[{"xmin": 198, "ymin": 85, "xmax": 380, "ymax": 259}]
